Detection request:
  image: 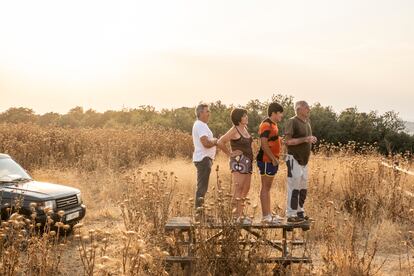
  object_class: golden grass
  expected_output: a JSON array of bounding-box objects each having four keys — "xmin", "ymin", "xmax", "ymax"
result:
[
  {"xmin": 0, "ymin": 124, "xmax": 413, "ymax": 275},
  {"xmin": 23, "ymin": 154, "xmax": 414, "ymax": 275},
  {"xmin": 0, "ymin": 123, "xmax": 193, "ymax": 171}
]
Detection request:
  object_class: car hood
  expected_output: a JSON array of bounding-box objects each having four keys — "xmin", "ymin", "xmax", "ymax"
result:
[{"xmin": 1, "ymin": 180, "xmax": 80, "ymax": 200}]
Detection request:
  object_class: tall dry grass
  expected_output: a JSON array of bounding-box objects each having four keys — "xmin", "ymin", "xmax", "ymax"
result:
[
  {"xmin": 0, "ymin": 124, "xmax": 413, "ymax": 275},
  {"xmin": 0, "ymin": 123, "xmax": 193, "ymax": 171},
  {"xmin": 0, "ymin": 201, "xmax": 72, "ymax": 275}
]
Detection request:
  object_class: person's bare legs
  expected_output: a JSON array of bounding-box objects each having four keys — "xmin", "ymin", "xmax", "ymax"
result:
[
  {"xmin": 260, "ymin": 175, "xmax": 274, "ymax": 217},
  {"xmin": 241, "ymin": 173, "xmax": 251, "ymax": 199},
  {"xmin": 232, "ymin": 172, "xmax": 249, "ymax": 217},
  {"xmin": 240, "ymin": 173, "xmax": 252, "ymax": 216}
]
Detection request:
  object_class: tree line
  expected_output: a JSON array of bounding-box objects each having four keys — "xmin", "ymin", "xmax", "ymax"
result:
[{"xmin": 1, "ymin": 94, "xmax": 413, "ymax": 155}]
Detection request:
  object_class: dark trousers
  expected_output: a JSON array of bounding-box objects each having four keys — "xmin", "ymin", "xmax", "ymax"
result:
[{"xmin": 194, "ymin": 157, "xmax": 213, "ymax": 208}]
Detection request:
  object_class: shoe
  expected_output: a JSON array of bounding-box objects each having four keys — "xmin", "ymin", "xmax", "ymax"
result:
[
  {"xmin": 297, "ymin": 212, "xmax": 311, "ymax": 221},
  {"xmin": 287, "ymin": 216, "xmax": 305, "ymax": 223},
  {"xmin": 263, "ymin": 214, "xmax": 283, "ymax": 224},
  {"xmin": 194, "ymin": 213, "xmax": 201, "ymax": 222},
  {"xmin": 262, "ymin": 214, "xmax": 273, "ymax": 223},
  {"xmin": 272, "ymin": 215, "xmax": 284, "ymax": 223},
  {"xmin": 237, "ymin": 216, "xmax": 252, "ymax": 225}
]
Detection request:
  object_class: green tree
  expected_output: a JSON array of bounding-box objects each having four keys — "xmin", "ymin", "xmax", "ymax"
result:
[
  {"xmin": 208, "ymin": 101, "xmax": 233, "ymax": 136},
  {"xmin": 59, "ymin": 106, "xmax": 84, "ymax": 128},
  {"xmin": 310, "ymin": 103, "xmax": 339, "ymax": 143},
  {"xmin": 82, "ymin": 109, "xmax": 105, "ymax": 128},
  {"xmin": 38, "ymin": 112, "xmax": 61, "ymax": 126},
  {"xmin": 244, "ymin": 99, "xmax": 267, "ymax": 136},
  {"xmin": 0, "ymin": 107, "xmax": 37, "ymax": 123},
  {"xmin": 162, "ymin": 107, "xmax": 194, "ymax": 133},
  {"xmin": 337, "ymin": 108, "xmax": 378, "ymax": 144},
  {"xmin": 1, "ymin": 96, "xmax": 413, "ymax": 155},
  {"xmin": 377, "ymin": 111, "xmax": 405, "ymax": 135}
]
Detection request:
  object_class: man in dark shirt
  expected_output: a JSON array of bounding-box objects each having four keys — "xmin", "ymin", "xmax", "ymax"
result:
[{"xmin": 284, "ymin": 101, "xmax": 317, "ymax": 222}]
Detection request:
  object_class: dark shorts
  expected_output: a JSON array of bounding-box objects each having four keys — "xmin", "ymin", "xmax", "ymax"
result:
[{"xmin": 257, "ymin": 161, "xmax": 279, "ymax": 176}]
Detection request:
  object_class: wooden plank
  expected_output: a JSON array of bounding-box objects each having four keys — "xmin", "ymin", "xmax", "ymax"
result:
[
  {"xmin": 381, "ymin": 161, "xmax": 414, "ymax": 176},
  {"xmin": 165, "ymin": 217, "xmax": 311, "ymax": 231},
  {"xmin": 175, "ymin": 240, "xmax": 305, "ymax": 246},
  {"xmin": 165, "ymin": 217, "xmax": 193, "ymax": 230},
  {"xmin": 244, "ymin": 228, "xmax": 284, "ymax": 252},
  {"xmin": 383, "ymin": 180, "xmax": 414, "ymax": 198},
  {"xmin": 380, "ymin": 163, "xmax": 414, "ymax": 197},
  {"xmin": 257, "ymin": 257, "xmax": 312, "ymax": 264},
  {"xmin": 165, "ymin": 256, "xmax": 312, "ymax": 264},
  {"xmin": 165, "ymin": 256, "xmax": 196, "ymax": 263},
  {"xmin": 404, "ymin": 190, "xmax": 414, "ymax": 198}
]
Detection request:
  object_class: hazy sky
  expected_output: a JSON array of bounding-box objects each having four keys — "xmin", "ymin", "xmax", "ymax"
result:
[{"xmin": 0, "ymin": 0, "xmax": 413, "ymax": 120}]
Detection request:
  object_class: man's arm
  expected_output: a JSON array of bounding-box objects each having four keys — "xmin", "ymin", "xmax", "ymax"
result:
[
  {"xmin": 200, "ymin": 136, "xmax": 217, "ymax": 148},
  {"xmin": 284, "ymin": 119, "xmax": 316, "ymax": 146},
  {"xmin": 285, "ymin": 136, "xmax": 312, "ymax": 146}
]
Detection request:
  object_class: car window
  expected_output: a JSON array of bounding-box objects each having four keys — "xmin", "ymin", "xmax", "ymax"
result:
[{"xmin": 0, "ymin": 158, "xmax": 31, "ymax": 180}]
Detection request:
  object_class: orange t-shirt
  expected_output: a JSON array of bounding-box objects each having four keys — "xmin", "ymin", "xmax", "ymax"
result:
[{"xmin": 257, "ymin": 118, "xmax": 281, "ymax": 162}]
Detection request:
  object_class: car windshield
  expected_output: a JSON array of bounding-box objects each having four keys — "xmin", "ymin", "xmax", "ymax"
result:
[{"xmin": 0, "ymin": 157, "xmax": 31, "ymax": 182}]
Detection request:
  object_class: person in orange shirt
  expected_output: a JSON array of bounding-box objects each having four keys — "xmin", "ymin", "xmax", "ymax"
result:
[{"xmin": 257, "ymin": 102, "xmax": 284, "ymax": 223}]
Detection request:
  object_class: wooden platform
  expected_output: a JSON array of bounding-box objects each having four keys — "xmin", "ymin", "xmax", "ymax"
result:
[
  {"xmin": 165, "ymin": 216, "xmax": 311, "ymax": 231},
  {"xmin": 164, "ymin": 216, "xmax": 313, "ymax": 274},
  {"xmin": 165, "ymin": 256, "xmax": 312, "ymax": 264}
]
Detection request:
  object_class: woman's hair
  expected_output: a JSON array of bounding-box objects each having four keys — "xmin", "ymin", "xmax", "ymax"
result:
[
  {"xmin": 231, "ymin": 108, "xmax": 248, "ymax": 125},
  {"xmin": 267, "ymin": 102, "xmax": 284, "ymax": 117}
]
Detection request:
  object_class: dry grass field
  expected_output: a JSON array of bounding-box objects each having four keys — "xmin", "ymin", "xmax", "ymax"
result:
[{"xmin": 0, "ymin": 123, "xmax": 413, "ymax": 275}]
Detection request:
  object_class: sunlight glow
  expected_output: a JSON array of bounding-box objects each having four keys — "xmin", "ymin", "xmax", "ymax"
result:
[{"xmin": 0, "ymin": 0, "xmax": 413, "ymax": 120}]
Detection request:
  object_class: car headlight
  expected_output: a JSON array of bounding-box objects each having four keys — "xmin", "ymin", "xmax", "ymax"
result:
[
  {"xmin": 76, "ymin": 192, "xmax": 82, "ymax": 204},
  {"xmin": 38, "ymin": 200, "xmax": 56, "ymax": 211}
]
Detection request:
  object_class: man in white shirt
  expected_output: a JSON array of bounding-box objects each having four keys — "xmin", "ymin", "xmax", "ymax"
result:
[{"xmin": 192, "ymin": 103, "xmax": 218, "ymax": 211}]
